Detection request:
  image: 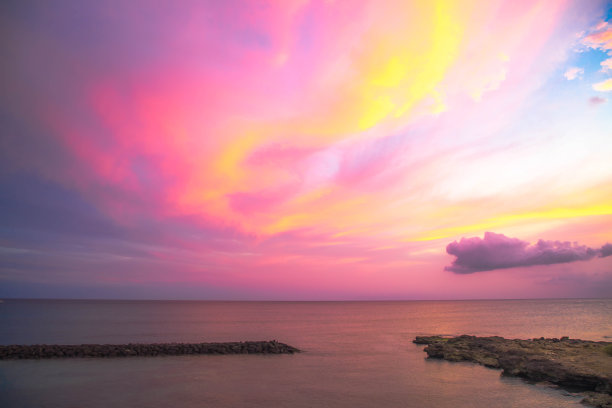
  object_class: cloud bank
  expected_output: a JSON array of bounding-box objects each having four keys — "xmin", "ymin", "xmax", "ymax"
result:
[{"xmin": 445, "ymin": 232, "xmax": 612, "ymax": 273}]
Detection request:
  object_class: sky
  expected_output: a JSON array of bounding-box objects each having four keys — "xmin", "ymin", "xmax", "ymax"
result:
[{"xmin": 1, "ymin": 0, "xmax": 612, "ymax": 300}]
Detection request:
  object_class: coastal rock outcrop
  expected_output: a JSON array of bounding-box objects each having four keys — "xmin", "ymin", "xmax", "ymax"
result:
[
  {"xmin": 414, "ymin": 335, "xmax": 612, "ymax": 408},
  {"xmin": 0, "ymin": 340, "xmax": 300, "ymax": 360}
]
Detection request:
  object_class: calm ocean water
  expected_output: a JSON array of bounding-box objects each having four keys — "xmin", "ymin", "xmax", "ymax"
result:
[{"xmin": 1, "ymin": 298, "xmax": 611, "ymax": 407}]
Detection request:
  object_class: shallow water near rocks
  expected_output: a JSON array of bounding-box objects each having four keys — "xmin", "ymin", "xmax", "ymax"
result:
[{"xmin": 1, "ymin": 298, "xmax": 610, "ymax": 407}]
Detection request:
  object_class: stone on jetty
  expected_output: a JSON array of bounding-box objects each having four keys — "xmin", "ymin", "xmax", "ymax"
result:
[
  {"xmin": 0, "ymin": 340, "xmax": 300, "ymax": 360},
  {"xmin": 413, "ymin": 335, "xmax": 612, "ymax": 408}
]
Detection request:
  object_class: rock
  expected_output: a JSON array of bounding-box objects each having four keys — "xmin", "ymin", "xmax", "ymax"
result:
[
  {"xmin": 414, "ymin": 335, "xmax": 612, "ymax": 407},
  {"xmin": 583, "ymin": 392, "xmax": 612, "ymax": 408}
]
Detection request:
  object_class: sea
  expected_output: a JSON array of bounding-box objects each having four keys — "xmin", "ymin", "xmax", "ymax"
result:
[{"xmin": 1, "ymin": 298, "xmax": 611, "ymax": 408}]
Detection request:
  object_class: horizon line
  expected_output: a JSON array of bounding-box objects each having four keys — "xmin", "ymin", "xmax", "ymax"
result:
[{"xmin": 2, "ymin": 296, "xmax": 610, "ymax": 303}]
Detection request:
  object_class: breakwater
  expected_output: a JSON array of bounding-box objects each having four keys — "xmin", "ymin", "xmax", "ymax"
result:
[{"xmin": 0, "ymin": 340, "xmax": 300, "ymax": 359}]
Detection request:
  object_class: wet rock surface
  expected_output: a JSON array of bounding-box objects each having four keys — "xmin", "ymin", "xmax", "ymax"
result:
[
  {"xmin": 0, "ymin": 340, "xmax": 300, "ymax": 359},
  {"xmin": 414, "ymin": 335, "xmax": 612, "ymax": 408}
]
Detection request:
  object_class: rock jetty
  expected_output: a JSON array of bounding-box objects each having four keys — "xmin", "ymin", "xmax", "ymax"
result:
[
  {"xmin": 0, "ymin": 340, "xmax": 300, "ymax": 360},
  {"xmin": 414, "ymin": 335, "xmax": 612, "ymax": 408}
]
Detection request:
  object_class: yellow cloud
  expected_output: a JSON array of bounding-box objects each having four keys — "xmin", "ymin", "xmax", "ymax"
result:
[
  {"xmin": 593, "ymin": 78, "xmax": 612, "ymax": 92},
  {"xmin": 408, "ymin": 203, "xmax": 612, "ymax": 242}
]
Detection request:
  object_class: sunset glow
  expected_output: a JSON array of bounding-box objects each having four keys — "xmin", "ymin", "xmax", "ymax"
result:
[{"xmin": 1, "ymin": 0, "xmax": 612, "ymax": 299}]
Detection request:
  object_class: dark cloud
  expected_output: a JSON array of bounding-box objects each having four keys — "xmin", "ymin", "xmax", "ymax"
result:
[
  {"xmin": 445, "ymin": 232, "xmax": 612, "ymax": 274},
  {"xmin": 0, "ymin": 173, "xmax": 122, "ymax": 238},
  {"xmin": 601, "ymin": 243, "xmax": 612, "ymax": 257}
]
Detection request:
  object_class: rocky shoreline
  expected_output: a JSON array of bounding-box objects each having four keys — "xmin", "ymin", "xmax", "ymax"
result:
[
  {"xmin": 0, "ymin": 340, "xmax": 300, "ymax": 359},
  {"xmin": 414, "ymin": 335, "xmax": 612, "ymax": 408}
]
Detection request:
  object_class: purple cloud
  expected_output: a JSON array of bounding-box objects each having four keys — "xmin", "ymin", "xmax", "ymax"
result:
[
  {"xmin": 589, "ymin": 96, "xmax": 607, "ymax": 106},
  {"xmin": 445, "ymin": 232, "xmax": 612, "ymax": 274},
  {"xmin": 601, "ymin": 243, "xmax": 612, "ymax": 257}
]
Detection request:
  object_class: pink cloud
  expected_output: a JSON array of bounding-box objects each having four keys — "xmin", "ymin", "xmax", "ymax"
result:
[
  {"xmin": 583, "ymin": 24, "xmax": 612, "ymax": 50},
  {"xmin": 228, "ymin": 184, "xmax": 300, "ymax": 216},
  {"xmin": 580, "ymin": 18, "xmax": 612, "ymax": 93},
  {"xmin": 445, "ymin": 232, "xmax": 612, "ymax": 274},
  {"xmin": 246, "ymin": 144, "xmax": 320, "ymax": 167},
  {"xmin": 589, "ymin": 96, "xmax": 607, "ymax": 105},
  {"xmin": 564, "ymin": 66, "xmax": 583, "ymax": 80}
]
